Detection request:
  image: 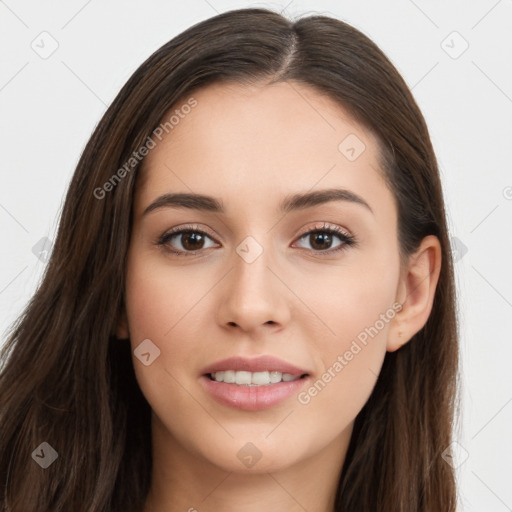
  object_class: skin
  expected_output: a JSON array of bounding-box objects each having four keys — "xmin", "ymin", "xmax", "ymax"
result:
[{"xmin": 116, "ymin": 80, "xmax": 441, "ymax": 512}]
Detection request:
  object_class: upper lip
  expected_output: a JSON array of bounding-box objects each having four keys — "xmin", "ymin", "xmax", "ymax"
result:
[{"xmin": 201, "ymin": 355, "xmax": 310, "ymax": 377}]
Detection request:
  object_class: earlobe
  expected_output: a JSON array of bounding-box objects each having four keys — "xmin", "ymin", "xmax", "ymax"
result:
[{"xmin": 387, "ymin": 235, "xmax": 442, "ymax": 352}]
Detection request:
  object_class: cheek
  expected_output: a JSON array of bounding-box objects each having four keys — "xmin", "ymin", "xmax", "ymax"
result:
[
  {"xmin": 124, "ymin": 250, "xmax": 207, "ymax": 349},
  {"xmin": 295, "ymin": 245, "xmax": 400, "ymax": 350},
  {"xmin": 123, "ymin": 255, "xmax": 213, "ymax": 441},
  {"xmin": 293, "ymin": 250, "xmax": 399, "ymax": 422},
  {"xmin": 123, "ymin": 250, "xmax": 226, "ymax": 398},
  {"xmin": 290, "ymin": 323, "xmax": 391, "ymax": 454}
]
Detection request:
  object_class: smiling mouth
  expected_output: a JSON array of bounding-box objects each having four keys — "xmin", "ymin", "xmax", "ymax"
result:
[{"xmin": 207, "ymin": 370, "xmax": 309, "ymax": 386}]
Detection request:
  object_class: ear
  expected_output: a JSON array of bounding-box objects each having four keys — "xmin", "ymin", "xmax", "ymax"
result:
[
  {"xmin": 387, "ymin": 235, "xmax": 442, "ymax": 352},
  {"xmin": 115, "ymin": 304, "xmax": 130, "ymax": 339}
]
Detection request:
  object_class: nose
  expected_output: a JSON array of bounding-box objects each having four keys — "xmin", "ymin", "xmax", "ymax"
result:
[{"xmin": 216, "ymin": 239, "xmax": 291, "ymax": 335}]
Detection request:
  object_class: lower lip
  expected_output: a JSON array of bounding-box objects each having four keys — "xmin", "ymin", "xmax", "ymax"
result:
[{"xmin": 200, "ymin": 375, "xmax": 309, "ymax": 411}]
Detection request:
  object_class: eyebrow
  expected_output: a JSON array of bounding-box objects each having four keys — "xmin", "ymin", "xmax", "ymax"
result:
[{"xmin": 142, "ymin": 188, "xmax": 373, "ymax": 216}]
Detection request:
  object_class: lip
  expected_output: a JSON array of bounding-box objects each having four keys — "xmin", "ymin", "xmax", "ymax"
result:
[
  {"xmin": 199, "ymin": 355, "xmax": 311, "ymax": 411},
  {"xmin": 200, "ymin": 355, "xmax": 310, "ymax": 377}
]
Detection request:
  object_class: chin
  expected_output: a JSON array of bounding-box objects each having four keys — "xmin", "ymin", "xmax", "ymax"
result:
[{"xmin": 196, "ymin": 434, "xmax": 306, "ymax": 475}]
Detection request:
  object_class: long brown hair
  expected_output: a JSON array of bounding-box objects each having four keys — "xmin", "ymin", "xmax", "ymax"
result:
[{"xmin": 0, "ymin": 8, "xmax": 459, "ymax": 511}]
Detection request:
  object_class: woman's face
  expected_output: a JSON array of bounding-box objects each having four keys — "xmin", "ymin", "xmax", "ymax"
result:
[{"xmin": 120, "ymin": 80, "xmax": 404, "ymax": 474}]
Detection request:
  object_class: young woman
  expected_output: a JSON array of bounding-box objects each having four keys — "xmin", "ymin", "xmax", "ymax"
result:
[{"xmin": 0, "ymin": 7, "xmax": 459, "ymax": 511}]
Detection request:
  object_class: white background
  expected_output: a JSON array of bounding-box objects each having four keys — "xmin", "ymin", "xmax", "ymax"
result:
[{"xmin": 1, "ymin": 1, "xmax": 511, "ymax": 510}]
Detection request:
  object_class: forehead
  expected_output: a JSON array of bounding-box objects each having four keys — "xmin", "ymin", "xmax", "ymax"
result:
[{"xmin": 135, "ymin": 80, "xmax": 392, "ymax": 218}]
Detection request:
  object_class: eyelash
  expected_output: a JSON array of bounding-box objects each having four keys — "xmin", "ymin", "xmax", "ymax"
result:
[{"xmin": 155, "ymin": 222, "xmax": 357, "ymax": 258}]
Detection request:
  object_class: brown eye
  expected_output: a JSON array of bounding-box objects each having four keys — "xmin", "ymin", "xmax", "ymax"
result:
[
  {"xmin": 157, "ymin": 228, "xmax": 217, "ymax": 255},
  {"xmin": 180, "ymin": 231, "xmax": 206, "ymax": 250},
  {"xmin": 308, "ymin": 232, "xmax": 334, "ymax": 251},
  {"xmin": 295, "ymin": 226, "xmax": 355, "ymax": 254}
]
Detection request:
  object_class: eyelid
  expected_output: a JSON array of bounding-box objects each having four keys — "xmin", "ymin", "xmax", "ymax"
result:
[
  {"xmin": 155, "ymin": 223, "xmax": 220, "ymax": 256},
  {"xmin": 294, "ymin": 221, "xmax": 353, "ymax": 240},
  {"xmin": 162, "ymin": 223, "xmax": 218, "ymax": 240},
  {"xmin": 291, "ymin": 222, "xmax": 356, "ymax": 254},
  {"xmin": 157, "ymin": 221, "xmax": 356, "ymax": 256},
  {"xmin": 161, "ymin": 221, "xmax": 353, "ymax": 241}
]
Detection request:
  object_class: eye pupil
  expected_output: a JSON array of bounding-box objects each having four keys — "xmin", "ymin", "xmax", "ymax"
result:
[
  {"xmin": 161, "ymin": 226, "xmax": 349, "ymax": 257},
  {"xmin": 182, "ymin": 231, "xmax": 204, "ymax": 250},
  {"xmin": 310, "ymin": 232, "xmax": 332, "ymax": 250}
]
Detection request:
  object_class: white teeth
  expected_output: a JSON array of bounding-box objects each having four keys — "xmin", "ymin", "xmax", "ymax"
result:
[
  {"xmin": 251, "ymin": 371, "xmax": 270, "ymax": 385},
  {"xmin": 223, "ymin": 370, "xmax": 236, "ymax": 383},
  {"xmin": 236, "ymin": 371, "xmax": 252, "ymax": 385},
  {"xmin": 269, "ymin": 371, "xmax": 282, "ymax": 383},
  {"xmin": 210, "ymin": 370, "xmax": 302, "ymax": 386}
]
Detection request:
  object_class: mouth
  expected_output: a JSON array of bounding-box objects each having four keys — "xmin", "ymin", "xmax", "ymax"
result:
[
  {"xmin": 199, "ymin": 355, "xmax": 311, "ymax": 411},
  {"xmin": 207, "ymin": 370, "xmax": 309, "ymax": 386}
]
